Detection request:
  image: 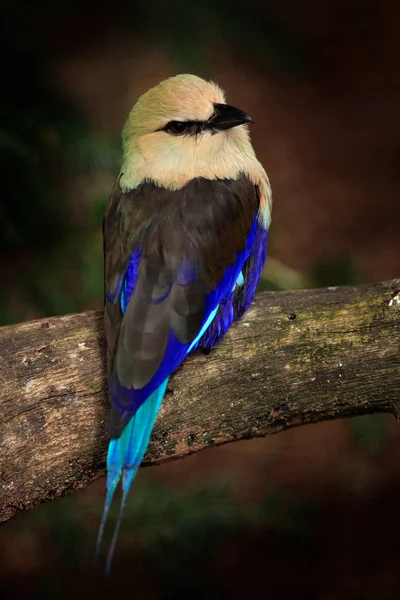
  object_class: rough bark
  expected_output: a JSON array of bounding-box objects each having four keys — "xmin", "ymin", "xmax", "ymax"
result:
[{"xmin": 1, "ymin": 279, "xmax": 400, "ymax": 524}]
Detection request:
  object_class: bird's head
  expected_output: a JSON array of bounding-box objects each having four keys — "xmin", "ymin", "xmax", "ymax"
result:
[{"xmin": 121, "ymin": 74, "xmax": 258, "ymax": 190}]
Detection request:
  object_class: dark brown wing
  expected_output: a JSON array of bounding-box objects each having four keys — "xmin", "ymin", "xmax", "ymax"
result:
[{"xmin": 103, "ymin": 175, "xmax": 259, "ymax": 433}]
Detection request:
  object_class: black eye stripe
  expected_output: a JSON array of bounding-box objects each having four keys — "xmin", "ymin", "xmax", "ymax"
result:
[
  {"xmin": 165, "ymin": 121, "xmax": 191, "ymax": 135},
  {"xmin": 160, "ymin": 120, "xmax": 214, "ymax": 136}
]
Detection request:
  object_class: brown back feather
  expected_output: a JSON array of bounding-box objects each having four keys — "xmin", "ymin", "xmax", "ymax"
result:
[{"xmin": 103, "ymin": 175, "xmax": 259, "ymax": 391}]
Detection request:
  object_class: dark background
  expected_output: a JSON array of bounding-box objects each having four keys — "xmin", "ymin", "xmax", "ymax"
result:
[{"xmin": 1, "ymin": 1, "xmax": 400, "ymax": 598}]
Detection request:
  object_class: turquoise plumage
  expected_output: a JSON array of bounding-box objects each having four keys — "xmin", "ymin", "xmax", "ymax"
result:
[{"xmin": 96, "ymin": 378, "xmax": 169, "ymax": 574}]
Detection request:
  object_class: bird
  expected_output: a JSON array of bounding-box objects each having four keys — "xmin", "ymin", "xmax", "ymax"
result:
[{"xmin": 96, "ymin": 73, "xmax": 272, "ymax": 573}]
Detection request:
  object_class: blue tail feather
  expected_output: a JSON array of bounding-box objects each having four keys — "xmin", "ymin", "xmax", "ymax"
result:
[
  {"xmin": 94, "ymin": 468, "xmax": 120, "ymax": 564},
  {"xmin": 96, "ymin": 377, "xmax": 169, "ymax": 572}
]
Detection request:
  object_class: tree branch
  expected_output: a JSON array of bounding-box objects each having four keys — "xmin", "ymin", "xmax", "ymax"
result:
[{"xmin": 1, "ymin": 279, "xmax": 400, "ymax": 524}]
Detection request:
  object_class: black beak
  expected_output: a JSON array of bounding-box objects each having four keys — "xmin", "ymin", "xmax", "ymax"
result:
[{"xmin": 209, "ymin": 103, "xmax": 253, "ymax": 131}]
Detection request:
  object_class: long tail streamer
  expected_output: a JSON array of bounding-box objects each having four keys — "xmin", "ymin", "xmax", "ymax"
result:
[{"xmin": 95, "ymin": 378, "xmax": 169, "ymax": 574}]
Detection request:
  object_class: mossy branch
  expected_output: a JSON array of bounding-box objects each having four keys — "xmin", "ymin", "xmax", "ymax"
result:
[{"xmin": 1, "ymin": 279, "xmax": 400, "ymax": 524}]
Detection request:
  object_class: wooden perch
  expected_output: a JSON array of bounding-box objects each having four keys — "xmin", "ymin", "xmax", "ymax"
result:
[{"xmin": 1, "ymin": 279, "xmax": 400, "ymax": 524}]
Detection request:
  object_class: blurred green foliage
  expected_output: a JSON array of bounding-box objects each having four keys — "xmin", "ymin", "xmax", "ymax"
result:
[
  {"xmin": 350, "ymin": 414, "xmax": 391, "ymax": 458},
  {"xmin": 125, "ymin": 0, "xmax": 310, "ymax": 74},
  {"xmin": 312, "ymin": 255, "xmax": 359, "ymax": 287},
  {"xmin": 3, "ymin": 476, "xmax": 316, "ymax": 598}
]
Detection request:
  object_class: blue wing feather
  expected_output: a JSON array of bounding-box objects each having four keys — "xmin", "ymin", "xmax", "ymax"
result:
[
  {"xmin": 110, "ymin": 215, "xmax": 260, "ymax": 413},
  {"xmin": 198, "ymin": 221, "xmax": 268, "ymax": 349}
]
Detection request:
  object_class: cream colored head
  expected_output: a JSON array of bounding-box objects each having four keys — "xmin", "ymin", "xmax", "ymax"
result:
[
  {"xmin": 119, "ymin": 74, "xmax": 272, "ymax": 225},
  {"xmin": 124, "ymin": 74, "xmax": 226, "ymax": 138}
]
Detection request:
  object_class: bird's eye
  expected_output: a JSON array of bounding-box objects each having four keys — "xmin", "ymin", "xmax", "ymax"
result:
[{"xmin": 165, "ymin": 121, "xmax": 187, "ymax": 135}]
